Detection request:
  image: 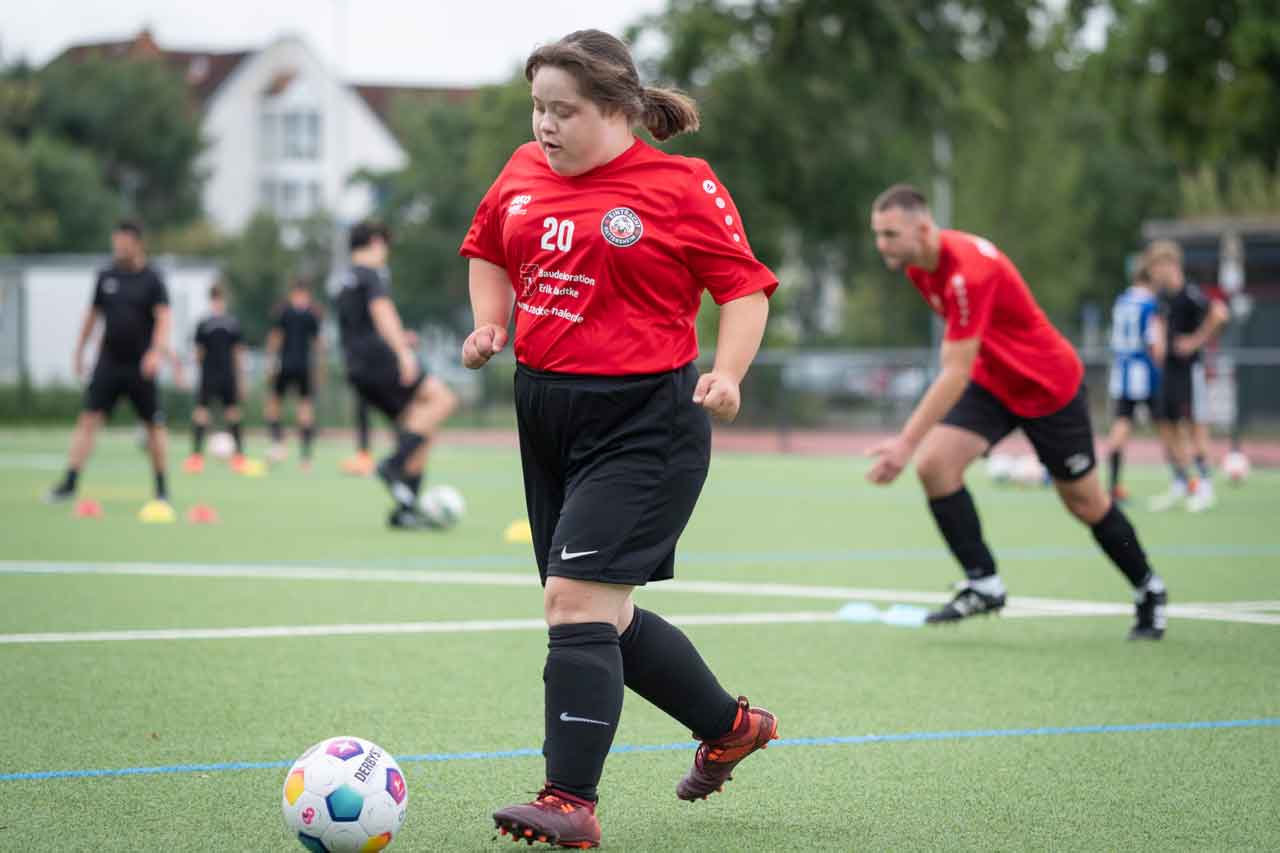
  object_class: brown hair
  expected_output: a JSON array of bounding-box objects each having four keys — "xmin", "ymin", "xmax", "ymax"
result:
[
  {"xmin": 524, "ymin": 29, "xmax": 699, "ymax": 141},
  {"xmin": 209, "ymin": 283, "xmax": 224, "ymax": 301},
  {"xmin": 873, "ymin": 184, "xmax": 930, "ymax": 214},
  {"xmin": 1142, "ymin": 239, "xmax": 1183, "ymax": 270}
]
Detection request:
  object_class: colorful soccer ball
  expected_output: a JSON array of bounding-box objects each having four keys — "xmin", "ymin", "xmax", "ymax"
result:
[
  {"xmin": 282, "ymin": 736, "xmax": 409, "ymax": 852},
  {"xmin": 1223, "ymin": 451, "xmax": 1250, "ymax": 485},
  {"xmin": 419, "ymin": 484, "xmax": 466, "ymax": 528}
]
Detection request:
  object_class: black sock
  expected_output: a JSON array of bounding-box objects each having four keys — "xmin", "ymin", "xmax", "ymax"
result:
[
  {"xmin": 1168, "ymin": 456, "xmax": 1188, "ymax": 484},
  {"xmin": 229, "ymin": 422, "xmax": 243, "ymax": 454},
  {"xmin": 405, "ymin": 472, "xmax": 422, "ymax": 497},
  {"xmin": 927, "ymin": 487, "xmax": 997, "ymax": 580},
  {"xmin": 155, "ymin": 471, "xmax": 168, "ymax": 501},
  {"xmin": 386, "ymin": 431, "xmax": 425, "ymax": 473},
  {"xmin": 1108, "ymin": 450, "xmax": 1122, "ymax": 491},
  {"xmin": 193, "ymin": 423, "xmax": 206, "ymax": 454},
  {"xmin": 301, "ymin": 425, "xmax": 315, "ymax": 460},
  {"xmin": 1090, "ymin": 504, "xmax": 1153, "ymax": 589},
  {"xmin": 619, "ymin": 608, "xmax": 739, "ymax": 740},
  {"xmin": 61, "ymin": 468, "xmax": 79, "ymax": 492},
  {"xmin": 544, "ymin": 622, "xmax": 623, "ymax": 802},
  {"xmin": 269, "ymin": 420, "xmax": 283, "ymax": 443},
  {"xmin": 1194, "ymin": 454, "xmax": 1211, "ymax": 480},
  {"xmin": 356, "ymin": 401, "xmax": 370, "ymax": 452}
]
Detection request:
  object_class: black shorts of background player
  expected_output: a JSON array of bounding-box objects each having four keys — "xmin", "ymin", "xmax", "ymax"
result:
[
  {"xmin": 46, "ymin": 220, "xmax": 174, "ymax": 506},
  {"xmin": 336, "ymin": 221, "xmax": 458, "ymax": 526},
  {"xmin": 185, "ymin": 283, "xmax": 247, "ymax": 474},
  {"xmin": 265, "ymin": 279, "xmax": 324, "ymax": 468}
]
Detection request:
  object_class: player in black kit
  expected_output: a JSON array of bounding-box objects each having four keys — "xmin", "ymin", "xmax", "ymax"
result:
[
  {"xmin": 336, "ymin": 222, "xmax": 457, "ymax": 528},
  {"xmin": 46, "ymin": 220, "xmax": 174, "ymax": 506},
  {"xmin": 184, "ymin": 284, "xmax": 247, "ymax": 474},
  {"xmin": 265, "ymin": 280, "xmax": 323, "ymax": 468}
]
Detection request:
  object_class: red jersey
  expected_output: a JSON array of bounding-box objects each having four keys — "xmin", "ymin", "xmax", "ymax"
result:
[
  {"xmin": 906, "ymin": 230, "xmax": 1083, "ymax": 418},
  {"xmin": 459, "ymin": 138, "xmax": 777, "ymax": 375}
]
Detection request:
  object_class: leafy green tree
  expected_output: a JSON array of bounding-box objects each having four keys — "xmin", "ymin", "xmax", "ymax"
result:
[{"xmin": 220, "ymin": 213, "xmax": 294, "ymax": 345}]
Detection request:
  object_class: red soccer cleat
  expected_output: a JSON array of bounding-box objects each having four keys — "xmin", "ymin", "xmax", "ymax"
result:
[
  {"xmin": 183, "ymin": 453, "xmax": 205, "ymax": 474},
  {"xmin": 676, "ymin": 696, "xmax": 778, "ymax": 802},
  {"xmin": 492, "ymin": 787, "xmax": 600, "ymax": 849}
]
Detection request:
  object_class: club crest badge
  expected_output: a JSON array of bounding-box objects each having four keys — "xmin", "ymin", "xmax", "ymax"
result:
[{"xmin": 600, "ymin": 207, "xmax": 643, "ymax": 248}]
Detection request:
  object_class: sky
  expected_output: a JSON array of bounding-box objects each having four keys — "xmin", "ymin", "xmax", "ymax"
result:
[{"xmin": 0, "ymin": 0, "xmax": 671, "ymax": 85}]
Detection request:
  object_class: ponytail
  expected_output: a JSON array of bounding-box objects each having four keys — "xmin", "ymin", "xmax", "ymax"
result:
[{"xmin": 640, "ymin": 87, "xmax": 700, "ymax": 141}]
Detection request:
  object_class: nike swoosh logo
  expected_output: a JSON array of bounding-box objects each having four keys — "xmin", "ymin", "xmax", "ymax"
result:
[
  {"xmin": 560, "ymin": 547, "xmax": 599, "ymax": 561},
  {"xmin": 559, "ymin": 712, "xmax": 610, "ymax": 726}
]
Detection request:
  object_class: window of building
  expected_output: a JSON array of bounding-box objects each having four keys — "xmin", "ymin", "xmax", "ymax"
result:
[{"xmin": 282, "ymin": 110, "xmax": 322, "ymax": 160}]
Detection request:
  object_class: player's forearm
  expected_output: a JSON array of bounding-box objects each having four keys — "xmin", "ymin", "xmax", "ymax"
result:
[
  {"xmin": 74, "ymin": 310, "xmax": 98, "ymax": 355},
  {"xmin": 901, "ymin": 366, "xmax": 970, "ymax": 447},
  {"xmin": 711, "ymin": 291, "xmax": 769, "ymax": 383},
  {"xmin": 469, "ymin": 259, "xmax": 514, "ymax": 329}
]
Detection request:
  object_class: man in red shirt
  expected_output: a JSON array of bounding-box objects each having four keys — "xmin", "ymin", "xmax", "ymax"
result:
[{"xmin": 868, "ymin": 184, "xmax": 1167, "ymax": 640}]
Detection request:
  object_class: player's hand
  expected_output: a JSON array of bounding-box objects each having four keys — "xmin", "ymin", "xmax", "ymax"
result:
[
  {"xmin": 866, "ymin": 434, "xmax": 915, "ymax": 485},
  {"xmin": 403, "ymin": 330, "xmax": 421, "ymax": 348},
  {"xmin": 693, "ymin": 371, "xmax": 741, "ymax": 422},
  {"xmin": 396, "ymin": 348, "xmax": 419, "ymax": 386},
  {"xmin": 141, "ymin": 348, "xmax": 162, "ymax": 380},
  {"xmin": 462, "ymin": 324, "xmax": 508, "ymax": 369},
  {"xmin": 1173, "ymin": 335, "xmax": 1198, "ymax": 357}
]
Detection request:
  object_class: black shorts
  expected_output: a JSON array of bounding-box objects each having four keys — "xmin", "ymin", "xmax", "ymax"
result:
[
  {"xmin": 1153, "ymin": 364, "xmax": 1206, "ymax": 423},
  {"xmin": 515, "ymin": 361, "xmax": 711, "ymax": 587},
  {"xmin": 273, "ymin": 367, "xmax": 312, "ymax": 399},
  {"xmin": 348, "ymin": 359, "xmax": 427, "ymax": 421},
  {"xmin": 942, "ymin": 381, "xmax": 1096, "ymax": 481},
  {"xmin": 1112, "ymin": 397, "xmax": 1152, "ymax": 420},
  {"xmin": 198, "ymin": 373, "xmax": 238, "ymax": 408},
  {"xmin": 84, "ymin": 360, "xmax": 162, "ymax": 424}
]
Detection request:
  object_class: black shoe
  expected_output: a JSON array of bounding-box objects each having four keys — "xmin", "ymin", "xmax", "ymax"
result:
[
  {"xmin": 44, "ymin": 482, "xmax": 75, "ymax": 504},
  {"xmin": 376, "ymin": 458, "xmax": 416, "ymax": 509},
  {"xmin": 1128, "ymin": 582, "xmax": 1167, "ymax": 640},
  {"xmin": 387, "ymin": 506, "xmax": 441, "ymax": 530},
  {"xmin": 925, "ymin": 583, "xmax": 1007, "ymax": 624}
]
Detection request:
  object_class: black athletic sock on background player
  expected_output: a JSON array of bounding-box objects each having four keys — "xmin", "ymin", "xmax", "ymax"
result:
[
  {"xmin": 59, "ymin": 468, "xmax": 79, "ymax": 494},
  {"xmin": 619, "ymin": 608, "xmax": 738, "ymax": 740},
  {"xmin": 544, "ymin": 622, "xmax": 623, "ymax": 802},
  {"xmin": 269, "ymin": 420, "xmax": 283, "ymax": 444},
  {"xmin": 192, "ymin": 423, "xmax": 206, "ymax": 454},
  {"xmin": 154, "ymin": 471, "xmax": 168, "ymax": 501},
  {"xmin": 1194, "ymin": 454, "xmax": 1211, "ymax": 480},
  {"xmin": 301, "ymin": 426, "xmax": 315, "ymax": 460},
  {"xmin": 928, "ymin": 487, "xmax": 998, "ymax": 580},
  {"xmin": 1091, "ymin": 504, "xmax": 1154, "ymax": 588},
  {"xmin": 356, "ymin": 400, "xmax": 370, "ymax": 453},
  {"xmin": 1108, "ymin": 450, "xmax": 1123, "ymax": 491},
  {"xmin": 405, "ymin": 472, "xmax": 422, "ymax": 497},
  {"xmin": 229, "ymin": 422, "xmax": 243, "ymax": 455},
  {"xmin": 385, "ymin": 431, "xmax": 425, "ymax": 475}
]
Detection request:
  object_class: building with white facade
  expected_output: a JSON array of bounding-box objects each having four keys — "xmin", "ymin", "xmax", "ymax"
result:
[{"xmin": 57, "ymin": 30, "xmax": 471, "ymax": 234}]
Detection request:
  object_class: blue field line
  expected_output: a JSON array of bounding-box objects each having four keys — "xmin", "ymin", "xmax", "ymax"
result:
[{"xmin": 3, "ymin": 717, "xmax": 1277, "ymax": 784}]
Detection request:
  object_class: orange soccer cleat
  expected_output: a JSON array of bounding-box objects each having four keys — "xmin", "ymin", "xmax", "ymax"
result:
[
  {"xmin": 340, "ymin": 450, "xmax": 374, "ymax": 477},
  {"xmin": 493, "ymin": 787, "xmax": 600, "ymax": 849},
  {"xmin": 183, "ymin": 453, "xmax": 205, "ymax": 474},
  {"xmin": 676, "ymin": 696, "xmax": 778, "ymax": 802}
]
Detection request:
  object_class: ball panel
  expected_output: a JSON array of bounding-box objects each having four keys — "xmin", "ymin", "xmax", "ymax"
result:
[{"xmin": 326, "ymin": 784, "xmax": 365, "ymax": 822}]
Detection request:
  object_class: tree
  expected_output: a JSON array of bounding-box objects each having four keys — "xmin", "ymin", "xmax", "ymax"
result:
[{"xmin": 221, "ymin": 213, "xmax": 294, "ymax": 345}]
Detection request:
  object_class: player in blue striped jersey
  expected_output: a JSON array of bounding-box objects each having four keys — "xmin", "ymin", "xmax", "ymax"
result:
[{"xmin": 1103, "ymin": 266, "xmax": 1164, "ymax": 501}]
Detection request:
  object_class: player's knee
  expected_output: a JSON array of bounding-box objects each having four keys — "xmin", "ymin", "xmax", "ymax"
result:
[
  {"xmin": 1062, "ymin": 488, "xmax": 1107, "ymax": 525},
  {"xmin": 916, "ymin": 449, "xmax": 961, "ymax": 494}
]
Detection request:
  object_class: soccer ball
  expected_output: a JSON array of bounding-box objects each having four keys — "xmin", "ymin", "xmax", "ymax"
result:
[
  {"xmin": 419, "ymin": 484, "xmax": 466, "ymax": 528},
  {"xmin": 985, "ymin": 453, "xmax": 1015, "ymax": 485},
  {"xmin": 1223, "ymin": 451, "xmax": 1250, "ymax": 485},
  {"xmin": 1012, "ymin": 453, "xmax": 1048, "ymax": 488},
  {"xmin": 282, "ymin": 736, "xmax": 409, "ymax": 852},
  {"xmin": 208, "ymin": 431, "xmax": 235, "ymax": 460}
]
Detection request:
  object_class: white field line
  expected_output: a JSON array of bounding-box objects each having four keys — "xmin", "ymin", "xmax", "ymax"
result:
[
  {"xmin": 0, "ymin": 612, "xmax": 844, "ymax": 645},
  {"xmin": 1, "ymin": 561, "xmax": 1275, "ymax": 628}
]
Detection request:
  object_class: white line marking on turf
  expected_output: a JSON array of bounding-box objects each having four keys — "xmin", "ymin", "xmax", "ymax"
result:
[
  {"xmin": 1, "ymin": 561, "xmax": 1275, "ymax": 627},
  {"xmin": 0, "ymin": 612, "xmax": 844, "ymax": 645}
]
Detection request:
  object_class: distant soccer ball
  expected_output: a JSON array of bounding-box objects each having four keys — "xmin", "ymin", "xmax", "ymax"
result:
[
  {"xmin": 1012, "ymin": 453, "xmax": 1048, "ymax": 488},
  {"xmin": 419, "ymin": 484, "xmax": 466, "ymax": 528},
  {"xmin": 985, "ymin": 453, "xmax": 1016, "ymax": 485},
  {"xmin": 208, "ymin": 431, "xmax": 235, "ymax": 460},
  {"xmin": 1223, "ymin": 451, "xmax": 1250, "ymax": 485},
  {"xmin": 282, "ymin": 736, "xmax": 408, "ymax": 853}
]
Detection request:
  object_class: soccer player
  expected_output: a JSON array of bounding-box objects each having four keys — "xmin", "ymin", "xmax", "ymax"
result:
[
  {"xmin": 1144, "ymin": 240, "xmax": 1230, "ymax": 513},
  {"xmin": 265, "ymin": 279, "xmax": 323, "ymax": 468},
  {"xmin": 185, "ymin": 283, "xmax": 247, "ymax": 473},
  {"xmin": 336, "ymin": 221, "xmax": 458, "ymax": 528},
  {"xmin": 46, "ymin": 219, "xmax": 173, "ymax": 505},
  {"xmin": 338, "ymin": 397, "xmax": 374, "ymax": 476},
  {"xmin": 867, "ymin": 185, "xmax": 1167, "ymax": 640},
  {"xmin": 461, "ymin": 30, "xmax": 779, "ymax": 849},
  {"xmin": 1103, "ymin": 266, "xmax": 1164, "ymax": 502}
]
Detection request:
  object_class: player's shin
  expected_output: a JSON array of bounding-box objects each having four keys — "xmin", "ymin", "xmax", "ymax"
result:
[
  {"xmin": 544, "ymin": 622, "xmax": 624, "ymax": 801},
  {"xmin": 1090, "ymin": 503, "xmax": 1155, "ymax": 588},
  {"xmin": 928, "ymin": 487, "xmax": 1001, "ymax": 591}
]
